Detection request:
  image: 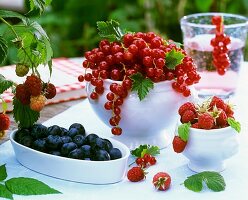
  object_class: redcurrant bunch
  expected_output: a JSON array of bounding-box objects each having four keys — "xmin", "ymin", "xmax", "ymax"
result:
[
  {"xmin": 211, "ymin": 16, "xmax": 231, "ymax": 75},
  {"xmin": 78, "ymin": 31, "xmax": 200, "ymax": 135},
  {"xmin": 135, "ymin": 153, "xmax": 157, "ymax": 168}
]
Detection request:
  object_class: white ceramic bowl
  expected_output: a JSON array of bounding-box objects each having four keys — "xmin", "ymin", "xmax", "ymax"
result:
[
  {"xmin": 87, "ymin": 79, "xmax": 194, "ymax": 148},
  {"xmin": 10, "ymin": 131, "xmax": 130, "ymax": 184},
  {"xmin": 181, "ymin": 125, "xmax": 239, "ymax": 172}
]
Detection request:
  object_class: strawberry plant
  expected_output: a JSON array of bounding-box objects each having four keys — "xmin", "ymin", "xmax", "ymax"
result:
[{"xmin": 0, "ymin": 0, "xmax": 56, "ymax": 132}]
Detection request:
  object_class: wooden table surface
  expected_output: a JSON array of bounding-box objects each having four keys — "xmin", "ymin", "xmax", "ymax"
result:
[{"xmin": 0, "ymin": 98, "xmax": 84, "ymax": 145}]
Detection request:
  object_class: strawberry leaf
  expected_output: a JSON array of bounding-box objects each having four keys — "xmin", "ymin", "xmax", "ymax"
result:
[
  {"xmin": 5, "ymin": 177, "xmax": 61, "ymax": 195},
  {"xmin": 0, "ymin": 184, "xmax": 13, "ymax": 200},
  {"xmin": 97, "ymin": 20, "xmax": 125, "ymax": 42},
  {"xmin": 130, "ymin": 72, "xmax": 154, "ymax": 101},
  {"xmin": 227, "ymin": 117, "xmax": 241, "ymax": 133},
  {"xmin": 165, "ymin": 49, "xmax": 184, "ymax": 69},
  {"xmin": 131, "ymin": 144, "xmax": 160, "ymax": 158},
  {"xmin": 178, "ymin": 123, "xmax": 191, "ymax": 142},
  {"xmin": 0, "ymin": 164, "xmax": 7, "ymax": 181},
  {"xmin": 184, "ymin": 171, "xmax": 226, "ymax": 192}
]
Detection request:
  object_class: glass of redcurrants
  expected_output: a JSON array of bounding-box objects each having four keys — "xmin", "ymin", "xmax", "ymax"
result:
[{"xmin": 180, "ymin": 13, "xmax": 248, "ymax": 99}]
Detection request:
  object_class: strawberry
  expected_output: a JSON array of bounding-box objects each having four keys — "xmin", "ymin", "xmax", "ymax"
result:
[
  {"xmin": 127, "ymin": 166, "xmax": 146, "ymax": 182},
  {"xmin": 216, "ymin": 109, "xmax": 227, "ymax": 127},
  {"xmin": 178, "ymin": 102, "xmax": 196, "ymax": 116},
  {"xmin": 15, "ymin": 84, "xmax": 31, "ymax": 105},
  {"xmin": 198, "ymin": 113, "xmax": 214, "ymax": 129},
  {"xmin": 44, "ymin": 83, "xmax": 56, "ymax": 99},
  {"xmin": 210, "ymin": 96, "xmax": 227, "ymax": 111},
  {"xmin": 0, "ymin": 113, "xmax": 10, "ymax": 131},
  {"xmin": 30, "ymin": 95, "xmax": 46, "ymax": 112},
  {"xmin": 24, "ymin": 74, "xmax": 42, "ymax": 96},
  {"xmin": 153, "ymin": 172, "xmax": 171, "ymax": 191},
  {"xmin": 172, "ymin": 136, "xmax": 187, "ymax": 153},
  {"xmin": 181, "ymin": 109, "xmax": 196, "ymax": 123}
]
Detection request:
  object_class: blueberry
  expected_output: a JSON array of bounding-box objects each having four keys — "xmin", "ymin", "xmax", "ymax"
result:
[
  {"xmin": 61, "ymin": 142, "xmax": 77, "ymax": 156},
  {"xmin": 45, "ymin": 135, "xmax": 62, "ymax": 150},
  {"xmin": 80, "ymin": 145, "xmax": 91, "ymax": 158},
  {"xmin": 15, "ymin": 128, "xmax": 30, "ymax": 143},
  {"xmin": 67, "ymin": 128, "xmax": 80, "ymax": 138},
  {"xmin": 60, "ymin": 136, "xmax": 72, "ymax": 144},
  {"xmin": 60, "ymin": 127, "xmax": 69, "ymax": 136},
  {"xmin": 109, "ymin": 148, "xmax": 122, "ymax": 160},
  {"xmin": 85, "ymin": 133, "xmax": 99, "ymax": 145},
  {"xmin": 92, "ymin": 149, "xmax": 110, "ymax": 161},
  {"xmin": 68, "ymin": 148, "xmax": 84, "ymax": 159},
  {"xmin": 30, "ymin": 124, "xmax": 48, "ymax": 139},
  {"xmin": 102, "ymin": 139, "xmax": 113, "ymax": 152},
  {"xmin": 73, "ymin": 135, "xmax": 86, "ymax": 147},
  {"xmin": 19, "ymin": 135, "xmax": 34, "ymax": 147},
  {"xmin": 49, "ymin": 150, "xmax": 61, "ymax": 156},
  {"xmin": 69, "ymin": 123, "xmax": 86, "ymax": 136},
  {"xmin": 47, "ymin": 125, "xmax": 62, "ymax": 136},
  {"xmin": 92, "ymin": 137, "xmax": 106, "ymax": 150},
  {"xmin": 32, "ymin": 138, "xmax": 47, "ymax": 152}
]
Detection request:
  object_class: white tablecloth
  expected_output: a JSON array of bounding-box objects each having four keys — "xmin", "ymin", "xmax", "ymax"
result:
[{"xmin": 1, "ymin": 63, "xmax": 248, "ymax": 200}]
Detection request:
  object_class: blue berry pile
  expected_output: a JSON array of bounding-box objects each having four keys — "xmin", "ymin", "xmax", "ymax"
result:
[{"xmin": 14, "ymin": 123, "xmax": 122, "ymax": 161}]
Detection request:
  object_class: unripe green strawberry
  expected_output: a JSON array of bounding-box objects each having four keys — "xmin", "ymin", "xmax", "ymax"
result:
[{"xmin": 15, "ymin": 64, "xmax": 29, "ymax": 77}]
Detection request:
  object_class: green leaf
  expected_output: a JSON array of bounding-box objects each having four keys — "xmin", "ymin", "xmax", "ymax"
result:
[
  {"xmin": 1, "ymin": 101, "xmax": 8, "ymax": 113},
  {"xmin": 0, "ymin": 75, "xmax": 14, "ymax": 94},
  {"xmin": 13, "ymin": 98, "xmax": 40, "ymax": 128},
  {"xmin": 165, "ymin": 49, "xmax": 185, "ymax": 69},
  {"xmin": 184, "ymin": 174, "xmax": 203, "ymax": 192},
  {"xmin": 184, "ymin": 171, "xmax": 226, "ymax": 192},
  {"xmin": 0, "ymin": 10, "xmax": 27, "ymax": 22},
  {"xmin": 0, "ymin": 184, "xmax": 13, "ymax": 200},
  {"xmin": 28, "ymin": 0, "xmax": 51, "ymax": 15},
  {"xmin": 97, "ymin": 20, "xmax": 125, "ymax": 42},
  {"xmin": 0, "ymin": 164, "xmax": 7, "ymax": 181},
  {"xmin": 130, "ymin": 72, "xmax": 154, "ymax": 101},
  {"xmin": 178, "ymin": 123, "xmax": 191, "ymax": 142},
  {"xmin": 0, "ymin": 36, "xmax": 8, "ymax": 64},
  {"xmin": 26, "ymin": 21, "xmax": 49, "ymax": 39},
  {"xmin": 131, "ymin": 144, "xmax": 160, "ymax": 157},
  {"xmin": 5, "ymin": 177, "xmax": 61, "ymax": 195},
  {"xmin": 227, "ymin": 118, "xmax": 241, "ymax": 133}
]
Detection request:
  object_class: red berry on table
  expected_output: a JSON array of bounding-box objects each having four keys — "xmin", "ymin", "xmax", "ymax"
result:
[
  {"xmin": 127, "ymin": 166, "xmax": 146, "ymax": 182},
  {"xmin": 111, "ymin": 127, "xmax": 122, "ymax": 135},
  {"xmin": 178, "ymin": 102, "xmax": 196, "ymax": 116},
  {"xmin": 198, "ymin": 113, "xmax": 215, "ymax": 130},
  {"xmin": 0, "ymin": 113, "xmax": 10, "ymax": 131},
  {"xmin": 149, "ymin": 156, "xmax": 157, "ymax": 165},
  {"xmin": 153, "ymin": 172, "xmax": 171, "ymax": 191},
  {"xmin": 172, "ymin": 136, "xmax": 187, "ymax": 153},
  {"xmin": 78, "ymin": 75, "xmax": 84, "ymax": 82}
]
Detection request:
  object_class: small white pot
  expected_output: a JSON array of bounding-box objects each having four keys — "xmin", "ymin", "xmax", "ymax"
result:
[
  {"xmin": 87, "ymin": 79, "xmax": 194, "ymax": 148},
  {"xmin": 182, "ymin": 125, "xmax": 240, "ymax": 172}
]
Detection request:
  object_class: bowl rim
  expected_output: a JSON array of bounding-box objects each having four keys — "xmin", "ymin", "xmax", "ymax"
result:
[{"xmin": 10, "ymin": 130, "xmax": 130, "ymax": 164}]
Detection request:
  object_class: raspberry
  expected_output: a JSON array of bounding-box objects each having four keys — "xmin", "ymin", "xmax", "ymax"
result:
[
  {"xmin": 210, "ymin": 96, "xmax": 227, "ymax": 111},
  {"xmin": 15, "ymin": 84, "xmax": 31, "ymax": 105},
  {"xmin": 198, "ymin": 113, "xmax": 214, "ymax": 129},
  {"xmin": 30, "ymin": 95, "xmax": 46, "ymax": 112},
  {"xmin": 178, "ymin": 102, "xmax": 196, "ymax": 116},
  {"xmin": 225, "ymin": 104, "xmax": 234, "ymax": 117},
  {"xmin": 24, "ymin": 75, "xmax": 42, "ymax": 96},
  {"xmin": 191, "ymin": 122, "xmax": 199, "ymax": 128},
  {"xmin": 44, "ymin": 83, "xmax": 56, "ymax": 99},
  {"xmin": 181, "ymin": 110, "xmax": 196, "ymax": 123},
  {"xmin": 127, "ymin": 166, "xmax": 146, "ymax": 182},
  {"xmin": 15, "ymin": 64, "xmax": 29, "ymax": 77},
  {"xmin": 172, "ymin": 136, "xmax": 187, "ymax": 153},
  {"xmin": 0, "ymin": 113, "xmax": 10, "ymax": 131},
  {"xmin": 216, "ymin": 109, "xmax": 227, "ymax": 127}
]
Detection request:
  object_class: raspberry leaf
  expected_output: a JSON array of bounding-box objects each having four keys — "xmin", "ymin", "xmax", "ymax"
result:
[
  {"xmin": 178, "ymin": 123, "xmax": 191, "ymax": 142},
  {"xmin": 13, "ymin": 98, "xmax": 40, "ymax": 128},
  {"xmin": 227, "ymin": 117, "xmax": 241, "ymax": 133},
  {"xmin": 184, "ymin": 171, "xmax": 226, "ymax": 192},
  {"xmin": 0, "ymin": 75, "xmax": 14, "ymax": 94},
  {"xmin": 0, "ymin": 184, "xmax": 13, "ymax": 200},
  {"xmin": 130, "ymin": 72, "xmax": 154, "ymax": 101},
  {"xmin": 165, "ymin": 49, "xmax": 185, "ymax": 70},
  {"xmin": 0, "ymin": 36, "xmax": 8, "ymax": 64},
  {"xmin": 131, "ymin": 144, "xmax": 160, "ymax": 157},
  {"xmin": 0, "ymin": 164, "xmax": 7, "ymax": 181},
  {"xmin": 97, "ymin": 20, "xmax": 125, "ymax": 42},
  {"xmin": 5, "ymin": 177, "xmax": 61, "ymax": 195},
  {"xmin": 28, "ymin": 0, "xmax": 52, "ymax": 15}
]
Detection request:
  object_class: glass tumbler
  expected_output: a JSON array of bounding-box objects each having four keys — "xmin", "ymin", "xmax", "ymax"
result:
[{"xmin": 180, "ymin": 13, "xmax": 248, "ymax": 98}]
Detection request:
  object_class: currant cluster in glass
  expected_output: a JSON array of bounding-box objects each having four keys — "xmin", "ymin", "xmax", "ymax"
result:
[
  {"xmin": 78, "ymin": 32, "xmax": 200, "ymax": 136},
  {"xmin": 210, "ymin": 16, "xmax": 231, "ymax": 75}
]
